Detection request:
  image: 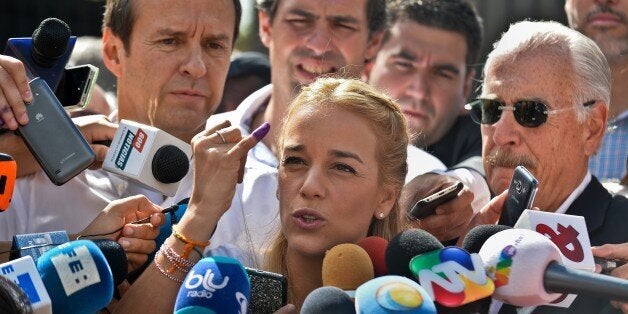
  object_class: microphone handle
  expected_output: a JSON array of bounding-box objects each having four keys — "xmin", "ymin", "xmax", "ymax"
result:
[{"xmin": 544, "ymin": 261, "xmax": 628, "ymax": 302}]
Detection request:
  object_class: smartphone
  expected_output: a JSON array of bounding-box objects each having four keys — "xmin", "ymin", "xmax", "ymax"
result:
[
  {"xmin": 500, "ymin": 166, "xmax": 539, "ymax": 225},
  {"xmin": 408, "ymin": 181, "xmax": 464, "ymax": 220},
  {"xmin": 17, "ymin": 77, "xmax": 96, "ymax": 185},
  {"xmin": 55, "ymin": 64, "xmax": 99, "ymax": 111},
  {"xmin": 245, "ymin": 267, "xmax": 287, "ymax": 313},
  {"xmin": 594, "ymin": 256, "xmax": 627, "ymax": 275}
]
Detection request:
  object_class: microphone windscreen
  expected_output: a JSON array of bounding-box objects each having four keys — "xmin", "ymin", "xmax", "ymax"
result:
[
  {"xmin": 0, "ymin": 274, "xmax": 33, "ymax": 314},
  {"xmin": 0, "ymin": 153, "xmax": 16, "ymax": 211},
  {"xmin": 174, "ymin": 256, "xmax": 250, "ymax": 313},
  {"xmin": 478, "ymin": 228, "xmax": 562, "ymax": 306},
  {"xmin": 301, "ymin": 286, "xmax": 355, "ymax": 314},
  {"xmin": 461, "ymin": 224, "xmax": 512, "ymax": 254},
  {"xmin": 385, "ymin": 229, "xmax": 443, "ymax": 279},
  {"xmin": 32, "ymin": 18, "xmax": 70, "ymax": 64},
  {"xmin": 90, "ymin": 239, "xmax": 127, "ymax": 287},
  {"xmin": 322, "ymin": 244, "xmax": 374, "ymax": 292},
  {"xmin": 358, "ymin": 236, "xmax": 388, "ymax": 277},
  {"xmin": 36, "ymin": 240, "xmax": 114, "ymax": 314},
  {"xmin": 355, "ymin": 275, "xmax": 437, "ymax": 314},
  {"xmin": 151, "ymin": 145, "xmax": 189, "ymax": 184}
]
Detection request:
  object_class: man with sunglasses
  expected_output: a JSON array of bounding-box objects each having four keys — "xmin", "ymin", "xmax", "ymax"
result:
[{"xmin": 470, "ymin": 20, "xmax": 628, "ymax": 313}]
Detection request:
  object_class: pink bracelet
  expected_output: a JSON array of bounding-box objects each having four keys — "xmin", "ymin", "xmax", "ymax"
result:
[{"xmin": 154, "ymin": 252, "xmax": 184, "ymax": 283}]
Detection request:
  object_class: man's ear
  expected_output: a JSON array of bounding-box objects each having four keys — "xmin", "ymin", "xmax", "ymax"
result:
[
  {"xmin": 583, "ymin": 100, "xmax": 608, "ymax": 156},
  {"xmin": 365, "ymin": 31, "xmax": 384, "ymax": 62},
  {"xmin": 463, "ymin": 68, "xmax": 476, "ymax": 99},
  {"xmin": 102, "ymin": 27, "xmax": 125, "ymax": 78},
  {"xmin": 259, "ymin": 10, "xmax": 272, "ymax": 48}
]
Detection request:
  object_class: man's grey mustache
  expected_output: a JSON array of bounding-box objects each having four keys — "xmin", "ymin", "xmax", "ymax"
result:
[{"xmin": 486, "ymin": 149, "xmax": 535, "ymax": 169}]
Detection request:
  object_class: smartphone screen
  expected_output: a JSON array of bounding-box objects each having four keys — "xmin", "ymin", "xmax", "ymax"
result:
[
  {"xmin": 408, "ymin": 181, "xmax": 463, "ymax": 220},
  {"xmin": 55, "ymin": 64, "xmax": 99, "ymax": 111}
]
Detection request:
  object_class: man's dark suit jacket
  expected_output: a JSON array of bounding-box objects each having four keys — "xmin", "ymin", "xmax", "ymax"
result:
[
  {"xmin": 499, "ymin": 176, "xmax": 628, "ymax": 314},
  {"xmin": 423, "ymin": 115, "xmax": 482, "ymax": 168}
]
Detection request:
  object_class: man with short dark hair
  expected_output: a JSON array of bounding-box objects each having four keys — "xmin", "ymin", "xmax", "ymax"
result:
[{"xmin": 365, "ymin": 0, "xmax": 489, "ymax": 242}]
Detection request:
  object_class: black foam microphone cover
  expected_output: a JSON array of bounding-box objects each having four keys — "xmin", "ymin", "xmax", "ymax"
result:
[
  {"xmin": 31, "ymin": 18, "xmax": 71, "ymax": 67},
  {"xmin": 0, "ymin": 275, "xmax": 33, "ymax": 314},
  {"xmin": 151, "ymin": 145, "xmax": 189, "ymax": 184},
  {"xmin": 385, "ymin": 228, "xmax": 443, "ymax": 280},
  {"xmin": 301, "ymin": 286, "xmax": 355, "ymax": 314},
  {"xmin": 90, "ymin": 239, "xmax": 128, "ymax": 287},
  {"xmin": 461, "ymin": 224, "xmax": 512, "ymax": 254}
]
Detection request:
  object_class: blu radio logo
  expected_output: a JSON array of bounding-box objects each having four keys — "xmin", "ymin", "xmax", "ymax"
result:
[
  {"xmin": 409, "ymin": 247, "xmax": 494, "ymax": 307},
  {"xmin": 184, "ymin": 268, "xmax": 230, "ymax": 299},
  {"xmin": 486, "ymin": 245, "xmax": 515, "ymax": 288}
]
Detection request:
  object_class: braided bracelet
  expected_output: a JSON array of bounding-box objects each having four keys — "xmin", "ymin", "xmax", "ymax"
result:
[
  {"xmin": 160, "ymin": 243, "xmax": 194, "ymax": 274},
  {"xmin": 154, "ymin": 251, "xmax": 184, "ymax": 283},
  {"xmin": 172, "ymin": 225, "xmax": 210, "ymax": 261}
]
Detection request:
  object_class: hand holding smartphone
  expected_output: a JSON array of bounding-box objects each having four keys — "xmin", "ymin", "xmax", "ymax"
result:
[{"xmin": 408, "ymin": 181, "xmax": 464, "ymax": 220}]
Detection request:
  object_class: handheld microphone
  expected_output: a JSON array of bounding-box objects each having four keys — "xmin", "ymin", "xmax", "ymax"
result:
[
  {"xmin": 322, "ymin": 243, "xmax": 374, "ymax": 298},
  {"xmin": 36, "ymin": 240, "xmax": 114, "ymax": 314},
  {"xmin": 174, "ymin": 256, "xmax": 250, "ymax": 313},
  {"xmin": 355, "ymin": 275, "xmax": 437, "ymax": 314},
  {"xmin": 461, "ymin": 224, "xmax": 512, "ymax": 254},
  {"xmin": 89, "ymin": 239, "xmax": 127, "ymax": 287},
  {"xmin": 358, "ymin": 236, "xmax": 388, "ymax": 277},
  {"xmin": 102, "ymin": 119, "xmax": 192, "ymax": 196},
  {"xmin": 0, "ymin": 274, "xmax": 33, "ymax": 314},
  {"xmin": 0, "ymin": 256, "xmax": 51, "ymax": 314},
  {"xmin": 4, "ymin": 18, "xmax": 76, "ymax": 91},
  {"xmin": 301, "ymin": 286, "xmax": 356, "ymax": 314},
  {"xmin": 515, "ymin": 209, "xmax": 597, "ymax": 307},
  {"xmin": 479, "ymin": 228, "xmax": 628, "ymax": 306},
  {"xmin": 0, "ymin": 153, "xmax": 17, "ymax": 212},
  {"xmin": 385, "ymin": 229, "xmax": 443, "ymax": 280}
]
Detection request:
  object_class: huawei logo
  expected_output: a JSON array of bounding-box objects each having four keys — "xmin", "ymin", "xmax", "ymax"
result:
[{"xmin": 35, "ymin": 113, "xmax": 44, "ymax": 122}]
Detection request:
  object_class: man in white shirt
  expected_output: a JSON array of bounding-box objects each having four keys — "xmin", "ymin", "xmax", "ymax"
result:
[{"xmin": 0, "ymin": 0, "xmax": 242, "ymax": 239}]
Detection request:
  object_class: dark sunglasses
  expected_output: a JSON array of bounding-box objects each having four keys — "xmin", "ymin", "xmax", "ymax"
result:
[{"xmin": 464, "ymin": 98, "xmax": 596, "ymax": 128}]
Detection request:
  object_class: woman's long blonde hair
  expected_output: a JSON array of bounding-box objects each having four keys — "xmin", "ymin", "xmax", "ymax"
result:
[{"xmin": 265, "ymin": 78, "xmax": 409, "ymax": 283}]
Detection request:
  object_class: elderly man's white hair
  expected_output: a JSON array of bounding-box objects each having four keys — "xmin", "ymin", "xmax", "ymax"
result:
[{"xmin": 483, "ymin": 20, "xmax": 611, "ymax": 123}]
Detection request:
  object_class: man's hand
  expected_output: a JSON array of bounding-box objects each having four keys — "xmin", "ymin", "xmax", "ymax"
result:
[
  {"xmin": 73, "ymin": 114, "xmax": 118, "ymax": 169},
  {"xmin": 78, "ymin": 195, "xmax": 165, "ymax": 272},
  {"xmin": 401, "ymin": 173, "xmax": 474, "ymax": 242},
  {"xmin": 592, "ymin": 243, "xmax": 628, "ymax": 313}
]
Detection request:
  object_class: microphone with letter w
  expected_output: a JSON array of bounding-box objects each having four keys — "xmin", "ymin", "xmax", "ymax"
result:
[
  {"xmin": 385, "ymin": 228, "xmax": 495, "ymax": 311},
  {"xmin": 174, "ymin": 256, "xmax": 250, "ymax": 313},
  {"xmin": 102, "ymin": 119, "xmax": 192, "ymax": 196}
]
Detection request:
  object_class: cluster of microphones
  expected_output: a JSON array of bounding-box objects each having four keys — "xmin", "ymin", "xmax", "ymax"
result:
[
  {"xmin": 301, "ymin": 220, "xmax": 628, "ymax": 314},
  {"xmin": 1, "ymin": 211, "xmax": 628, "ymax": 313}
]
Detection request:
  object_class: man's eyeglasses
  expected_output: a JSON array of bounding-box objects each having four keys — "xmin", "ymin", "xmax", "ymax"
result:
[{"xmin": 464, "ymin": 98, "xmax": 596, "ymax": 128}]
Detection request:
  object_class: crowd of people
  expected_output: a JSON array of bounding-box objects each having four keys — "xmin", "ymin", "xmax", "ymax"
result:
[{"xmin": 0, "ymin": 0, "xmax": 626, "ymax": 313}]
